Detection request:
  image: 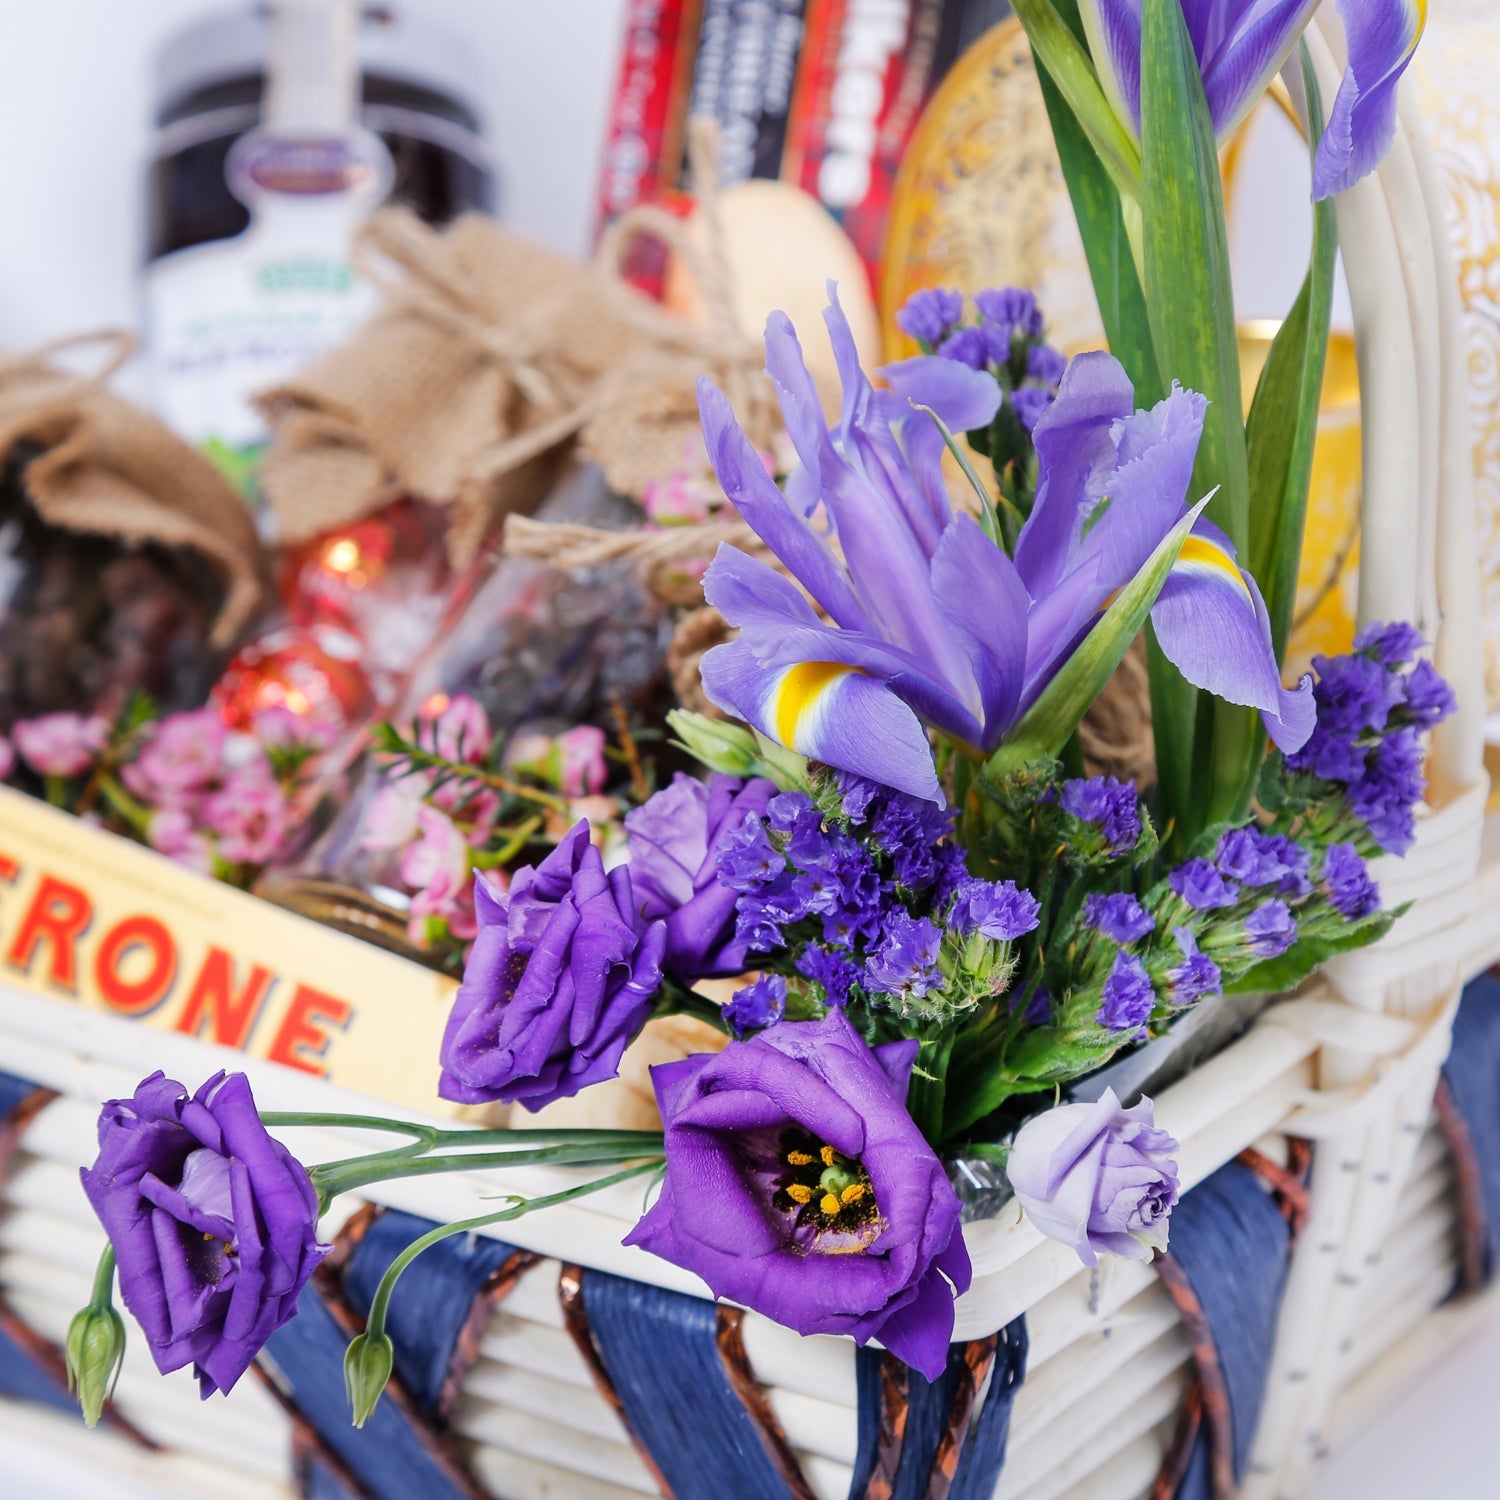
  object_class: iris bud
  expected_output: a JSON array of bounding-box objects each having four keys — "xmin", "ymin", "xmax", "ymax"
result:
[
  {"xmin": 66, "ymin": 1303, "xmax": 126, "ymax": 1428},
  {"xmin": 344, "ymin": 1330, "xmax": 395, "ymax": 1428}
]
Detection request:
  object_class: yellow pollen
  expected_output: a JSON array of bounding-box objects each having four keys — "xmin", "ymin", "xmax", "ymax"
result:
[
  {"xmin": 820, "ymin": 1145, "xmax": 837, "ymax": 1168},
  {"xmin": 820, "ymin": 1193, "xmax": 842, "ymax": 1216},
  {"xmin": 773, "ymin": 661, "xmax": 853, "ymax": 748},
  {"xmin": 786, "ymin": 1150, "xmax": 815, "ymax": 1166},
  {"xmin": 1176, "ymin": 535, "xmax": 1252, "ymax": 600},
  {"xmin": 841, "ymin": 1183, "xmax": 867, "ymax": 1205},
  {"xmin": 787, "ymin": 1183, "xmax": 814, "ymax": 1204}
]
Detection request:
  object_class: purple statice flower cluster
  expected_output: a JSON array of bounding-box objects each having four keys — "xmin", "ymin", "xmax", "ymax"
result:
[
  {"xmin": 1098, "ymin": 951, "xmax": 1155, "ymax": 1032},
  {"xmin": 1285, "ymin": 622, "xmax": 1457, "ymax": 855},
  {"xmin": 715, "ymin": 773, "xmax": 1039, "ymax": 1023},
  {"xmin": 894, "ymin": 284, "xmax": 1065, "ymax": 433},
  {"xmin": 1059, "ymin": 776, "xmax": 1145, "ymax": 858}
]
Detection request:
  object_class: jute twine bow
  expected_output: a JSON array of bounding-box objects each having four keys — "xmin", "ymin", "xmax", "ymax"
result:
[{"xmin": 0, "ymin": 328, "xmax": 136, "ymax": 398}]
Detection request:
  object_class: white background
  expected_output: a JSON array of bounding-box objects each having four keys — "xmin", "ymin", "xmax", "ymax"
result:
[{"xmin": 0, "ymin": 2, "xmax": 1480, "ymax": 1496}]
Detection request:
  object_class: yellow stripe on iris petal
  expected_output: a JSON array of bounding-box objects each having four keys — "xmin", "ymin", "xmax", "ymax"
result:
[
  {"xmin": 773, "ymin": 661, "xmax": 858, "ymax": 748},
  {"xmin": 1174, "ymin": 535, "xmax": 1254, "ymax": 604}
]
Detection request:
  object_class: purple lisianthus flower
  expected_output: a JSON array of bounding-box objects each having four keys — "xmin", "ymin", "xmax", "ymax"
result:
[
  {"xmin": 897, "ymin": 286, "xmax": 964, "ymax": 346},
  {"xmin": 1170, "ymin": 858, "xmax": 1239, "ymax": 911},
  {"xmin": 797, "ymin": 944, "xmax": 861, "ymax": 1006},
  {"xmin": 438, "ymin": 822, "xmax": 666, "ymax": 1109},
  {"xmin": 1216, "ymin": 827, "xmax": 1311, "ymax": 896},
  {"xmin": 1244, "ymin": 899, "xmax": 1297, "ymax": 959},
  {"xmin": 1006, "ymin": 1088, "xmax": 1179, "ymax": 1267},
  {"xmin": 1167, "ymin": 928, "xmax": 1221, "ymax": 1005},
  {"xmin": 949, "ymin": 878, "xmax": 1042, "ymax": 941},
  {"xmin": 1097, "ymin": 950, "xmax": 1155, "ymax": 1032},
  {"xmin": 975, "ymin": 286, "xmax": 1044, "ymax": 338},
  {"xmin": 864, "ymin": 912, "xmax": 944, "ymax": 1001},
  {"xmin": 625, "ymin": 772, "xmax": 778, "ymax": 981},
  {"xmin": 1323, "ymin": 843, "xmax": 1381, "ymax": 921},
  {"xmin": 625, "ymin": 1012, "xmax": 971, "ymax": 1380},
  {"xmin": 1083, "ymin": 892, "xmax": 1153, "ymax": 943},
  {"xmin": 80, "ymin": 1071, "xmax": 327, "ymax": 1397},
  {"xmin": 724, "ymin": 974, "xmax": 788, "ymax": 1037}
]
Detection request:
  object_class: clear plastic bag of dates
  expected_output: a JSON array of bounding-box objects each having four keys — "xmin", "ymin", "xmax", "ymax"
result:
[{"xmin": 257, "ymin": 467, "xmax": 673, "ymax": 967}]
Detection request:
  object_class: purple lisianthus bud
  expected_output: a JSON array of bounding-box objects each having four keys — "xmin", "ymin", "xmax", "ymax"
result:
[
  {"xmin": 1166, "ymin": 928, "xmax": 1221, "ymax": 1005},
  {"xmin": 975, "ymin": 286, "xmax": 1044, "ymax": 338},
  {"xmin": 1244, "ymin": 899, "xmax": 1297, "ymax": 958},
  {"xmin": 1083, "ymin": 892, "xmax": 1153, "ymax": 943},
  {"xmin": 1323, "ymin": 843, "xmax": 1381, "ymax": 920},
  {"xmin": 724, "ymin": 973, "xmax": 788, "ymax": 1037},
  {"xmin": 1355, "ymin": 619, "xmax": 1425, "ymax": 666},
  {"xmin": 1006, "ymin": 1088, "xmax": 1179, "ymax": 1267},
  {"xmin": 438, "ymin": 822, "xmax": 666, "ymax": 1109},
  {"xmin": 1097, "ymin": 950, "xmax": 1155, "ymax": 1032},
  {"xmin": 1170, "ymin": 857, "xmax": 1240, "ymax": 911},
  {"xmin": 864, "ymin": 912, "xmax": 944, "ymax": 1001},
  {"xmin": 626, "ymin": 772, "xmax": 778, "ymax": 980},
  {"xmin": 625, "ymin": 1012, "xmax": 971, "ymax": 1380},
  {"xmin": 80, "ymin": 1071, "xmax": 328, "ymax": 1397},
  {"xmin": 949, "ymin": 878, "xmax": 1042, "ymax": 941},
  {"xmin": 896, "ymin": 286, "xmax": 964, "ymax": 346},
  {"xmin": 1401, "ymin": 658, "xmax": 1457, "ymax": 728},
  {"xmin": 938, "ymin": 325, "xmax": 991, "ymax": 370},
  {"xmin": 1010, "ymin": 384, "xmax": 1054, "ymax": 433},
  {"xmin": 1059, "ymin": 776, "xmax": 1142, "ymax": 855},
  {"xmin": 796, "ymin": 944, "xmax": 861, "ymax": 1006}
]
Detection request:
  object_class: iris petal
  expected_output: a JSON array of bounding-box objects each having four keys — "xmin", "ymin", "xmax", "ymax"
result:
[
  {"xmin": 1149, "ymin": 523, "xmax": 1315, "ymax": 751},
  {"xmin": 1312, "ymin": 0, "xmax": 1426, "ymax": 199},
  {"xmin": 700, "ymin": 639, "xmax": 944, "ymax": 803},
  {"xmin": 1078, "ymin": 0, "xmax": 1145, "ymax": 133}
]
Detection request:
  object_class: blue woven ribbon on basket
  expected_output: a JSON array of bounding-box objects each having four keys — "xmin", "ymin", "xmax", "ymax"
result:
[
  {"xmin": 562, "ymin": 1263, "xmax": 1028, "ymax": 1500},
  {"xmin": 262, "ymin": 1206, "xmax": 535, "ymax": 1500},
  {"xmin": 1434, "ymin": 970, "xmax": 1500, "ymax": 1293},
  {"xmin": 1155, "ymin": 1154, "xmax": 1306, "ymax": 1500}
]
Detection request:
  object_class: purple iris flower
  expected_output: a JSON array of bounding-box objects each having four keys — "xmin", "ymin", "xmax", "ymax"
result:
[
  {"xmin": 80, "ymin": 1071, "xmax": 327, "ymax": 1397},
  {"xmin": 438, "ymin": 823, "xmax": 666, "ymax": 1109},
  {"xmin": 1078, "ymin": 0, "xmax": 1425, "ymax": 199},
  {"xmin": 625, "ymin": 773, "xmax": 778, "ymax": 981},
  {"xmin": 698, "ymin": 300, "xmax": 1312, "ymax": 803},
  {"xmin": 624, "ymin": 1012, "xmax": 972, "ymax": 1380}
]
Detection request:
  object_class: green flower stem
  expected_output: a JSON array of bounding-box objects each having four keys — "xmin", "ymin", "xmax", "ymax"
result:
[
  {"xmin": 95, "ymin": 773, "xmax": 154, "ymax": 836},
  {"xmin": 360, "ymin": 1161, "xmax": 662, "ymax": 1343},
  {"xmin": 380, "ymin": 739, "xmax": 572, "ymax": 814},
  {"xmin": 311, "ymin": 1137, "xmax": 665, "ymax": 1201},
  {"xmin": 89, "ymin": 1244, "xmax": 116, "ymax": 1311}
]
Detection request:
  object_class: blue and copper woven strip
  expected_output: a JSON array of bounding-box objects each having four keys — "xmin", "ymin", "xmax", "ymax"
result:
[
  {"xmin": 263, "ymin": 1205, "xmax": 534, "ymax": 1500},
  {"xmin": 1435, "ymin": 971, "xmax": 1500, "ymax": 1293}
]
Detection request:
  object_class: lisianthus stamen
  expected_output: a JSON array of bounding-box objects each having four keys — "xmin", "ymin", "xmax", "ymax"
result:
[
  {"xmin": 819, "ymin": 1145, "xmax": 837, "ymax": 1168},
  {"xmin": 786, "ymin": 1149, "xmax": 815, "ymax": 1166},
  {"xmin": 787, "ymin": 1183, "xmax": 814, "ymax": 1204}
]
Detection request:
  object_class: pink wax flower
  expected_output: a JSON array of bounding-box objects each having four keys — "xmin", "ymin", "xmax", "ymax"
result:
[
  {"xmin": 641, "ymin": 467, "xmax": 715, "ymax": 527},
  {"xmin": 0, "ymin": 735, "xmax": 13, "ymax": 782},
  {"xmin": 147, "ymin": 807, "xmax": 216, "ymax": 876},
  {"xmin": 123, "ymin": 709, "xmax": 226, "ymax": 803},
  {"xmin": 558, "ymin": 725, "xmax": 608, "ymax": 796},
  {"xmin": 417, "ymin": 695, "xmax": 492, "ymax": 766},
  {"xmin": 362, "ymin": 780, "xmax": 424, "ymax": 852},
  {"xmin": 399, "ymin": 804, "xmax": 470, "ymax": 898},
  {"xmin": 200, "ymin": 765, "xmax": 290, "ymax": 867},
  {"xmin": 12, "ymin": 713, "xmax": 109, "ymax": 778}
]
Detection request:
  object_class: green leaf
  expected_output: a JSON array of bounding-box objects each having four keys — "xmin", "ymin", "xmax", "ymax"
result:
[
  {"xmin": 1246, "ymin": 43, "xmax": 1338, "ymax": 661},
  {"xmin": 1224, "ymin": 907, "xmax": 1403, "ymax": 996},
  {"xmin": 1033, "ymin": 3, "xmax": 1160, "ymax": 402},
  {"xmin": 988, "ymin": 497, "xmax": 1209, "ymax": 773},
  {"xmin": 1138, "ymin": 0, "xmax": 1253, "ymax": 844},
  {"xmin": 1011, "ymin": 0, "xmax": 1142, "ymax": 201},
  {"xmin": 908, "ymin": 401, "xmax": 1015, "ymax": 547}
]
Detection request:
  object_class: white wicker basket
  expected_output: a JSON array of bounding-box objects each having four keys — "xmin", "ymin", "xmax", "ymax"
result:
[{"xmin": 0, "ymin": 4, "xmax": 1495, "ymax": 1496}]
